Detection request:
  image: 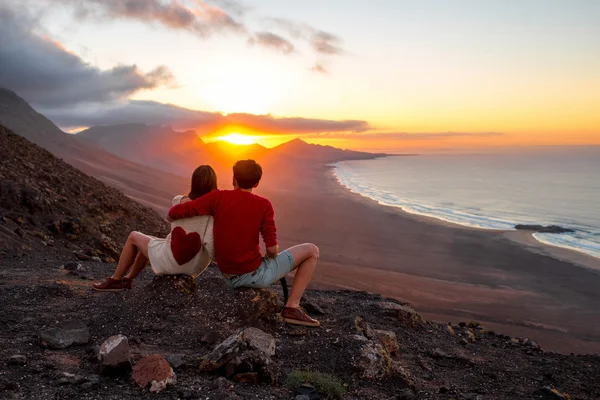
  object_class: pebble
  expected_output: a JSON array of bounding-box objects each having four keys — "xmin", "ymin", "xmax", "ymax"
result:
[{"xmin": 7, "ymin": 355, "xmax": 26, "ymax": 366}]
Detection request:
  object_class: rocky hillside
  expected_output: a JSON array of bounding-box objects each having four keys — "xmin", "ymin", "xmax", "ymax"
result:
[{"xmin": 0, "ymin": 124, "xmax": 169, "ymax": 259}]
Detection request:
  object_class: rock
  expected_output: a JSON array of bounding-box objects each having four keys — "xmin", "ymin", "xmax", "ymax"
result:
[
  {"xmin": 295, "ymin": 396, "xmax": 311, "ymax": 400},
  {"xmin": 439, "ymin": 386, "xmax": 450, "ymax": 393},
  {"xmin": 210, "ymin": 377, "xmax": 234, "ymax": 391},
  {"xmin": 459, "ymin": 338, "xmax": 469, "ymax": 346},
  {"xmin": 515, "ymin": 224, "xmax": 574, "ymax": 234},
  {"xmin": 102, "ymin": 257, "xmax": 116, "ymax": 264},
  {"xmin": 62, "ymin": 262, "xmax": 81, "ymax": 271},
  {"xmin": 73, "ymin": 251, "xmax": 90, "ymax": 261},
  {"xmin": 379, "ymin": 302, "xmax": 422, "ymax": 326},
  {"xmin": 7, "ymin": 355, "xmax": 26, "ymax": 366},
  {"xmin": 355, "ymin": 342, "xmax": 391, "ymax": 380},
  {"xmin": 39, "ymin": 321, "xmax": 90, "ymax": 349},
  {"xmin": 445, "ymin": 325, "xmax": 456, "ymax": 335},
  {"xmin": 432, "ymin": 348, "xmax": 449, "ymax": 359},
  {"xmin": 98, "ymin": 334, "xmax": 131, "ymax": 374},
  {"xmin": 355, "ymin": 316, "xmax": 376, "ymax": 339},
  {"xmin": 132, "ymin": 355, "xmax": 176, "ymax": 393},
  {"xmin": 374, "ymin": 329, "xmax": 399, "ymax": 355},
  {"xmin": 300, "ymin": 297, "xmax": 325, "ymax": 315},
  {"xmin": 200, "ymin": 327, "xmax": 276, "ymax": 383},
  {"xmin": 295, "ymin": 383, "xmax": 318, "ymax": 398},
  {"xmin": 466, "ymin": 329, "xmax": 477, "ymax": 343},
  {"xmin": 55, "ymin": 372, "xmax": 78, "ymax": 386},
  {"xmin": 165, "ymin": 354, "xmax": 185, "ymax": 369},
  {"xmin": 80, "ymin": 375, "xmax": 100, "ymax": 390},
  {"xmin": 91, "ymin": 256, "xmax": 102, "ymax": 262}
]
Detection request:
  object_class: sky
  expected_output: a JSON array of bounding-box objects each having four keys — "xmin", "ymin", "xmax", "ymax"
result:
[{"xmin": 1, "ymin": 0, "xmax": 599, "ymax": 152}]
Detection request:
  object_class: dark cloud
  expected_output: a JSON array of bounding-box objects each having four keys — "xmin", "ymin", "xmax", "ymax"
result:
[
  {"xmin": 248, "ymin": 32, "xmax": 295, "ymax": 54},
  {"xmin": 309, "ymin": 132, "xmax": 505, "ymax": 140},
  {"xmin": 56, "ymin": 0, "xmax": 245, "ymax": 37},
  {"xmin": 0, "ymin": 5, "xmax": 175, "ymax": 107},
  {"xmin": 41, "ymin": 100, "xmax": 371, "ymax": 135}
]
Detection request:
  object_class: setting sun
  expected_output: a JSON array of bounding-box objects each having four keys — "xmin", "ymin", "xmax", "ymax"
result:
[{"xmin": 215, "ymin": 133, "xmax": 256, "ymax": 146}]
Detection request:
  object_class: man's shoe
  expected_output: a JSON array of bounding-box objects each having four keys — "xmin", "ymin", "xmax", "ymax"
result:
[
  {"xmin": 281, "ymin": 307, "xmax": 320, "ymax": 327},
  {"xmin": 92, "ymin": 277, "xmax": 125, "ymax": 292},
  {"xmin": 123, "ymin": 278, "xmax": 133, "ymax": 290}
]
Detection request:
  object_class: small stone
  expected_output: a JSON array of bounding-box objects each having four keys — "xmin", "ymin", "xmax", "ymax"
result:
[
  {"xmin": 300, "ymin": 298, "xmax": 325, "ymax": 315},
  {"xmin": 62, "ymin": 262, "xmax": 81, "ymax": 271},
  {"xmin": 211, "ymin": 377, "xmax": 234, "ymax": 391},
  {"xmin": 39, "ymin": 321, "xmax": 90, "ymax": 349},
  {"xmin": 459, "ymin": 338, "xmax": 469, "ymax": 346},
  {"xmin": 102, "ymin": 257, "xmax": 116, "ymax": 263},
  {"xmin": 439, "ymin": 386, "xmax": 450, "ymax": 393},
  {"xmin": 432, "ymin": 348, "xmax": 449, "ymax": 359},
  {"xmin": 295, "ymin": 396, "xmax": 311, "ymax": 400},
  {"xmin": 445, "ymin": 325, "xmax": 456, "ymax": 335},
  {"xmin": 458, "ymin": 322, "xmax": 466, "ymax": 327},
  {"xmin": 73, "ymin": 251, "xmax": 90, "ymax": 261},
  {"xmin": 7, "ymin": 355, "xmax": 26, "ymax": 366},
  {"xmin": 132, "ymin": 355, "xmax": 176, "ymax": 393},
  {"xmin": 98, "ymin": 334, "xmax": 131, "ymax": 374},
  {"xmin": 165, "ymin": 354, "xmax": 185, "ymax": 369},
  {"xmin": 539, "ymin": 387, "xmax": 569, "ymax": 399},
  {"xmin": 91, "ymin": 256, "xmax": 102, "ymax": 262},
  {"xmin": 466, "ymin": 329, "xmax": 477, "ymax": 343}
]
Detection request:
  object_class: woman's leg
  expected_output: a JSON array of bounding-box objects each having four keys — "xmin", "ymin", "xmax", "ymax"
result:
[
  {"xmin": 124, "ymin": 252, "xmax": 150, "ymax": 281},
  {"xmin": 111, "ymin": 231, "xmax": 153, "ymax": 280}
]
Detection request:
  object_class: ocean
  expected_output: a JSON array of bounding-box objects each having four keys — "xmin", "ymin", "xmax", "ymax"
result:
[{"xmin": 334, "ymin": 147, "xmax": 600, "ymax": 259}]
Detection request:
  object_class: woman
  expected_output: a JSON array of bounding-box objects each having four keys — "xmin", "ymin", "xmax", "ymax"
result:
[{"xmin": 92, "ymin": 165, "xmax": 218, "ymax": 292}]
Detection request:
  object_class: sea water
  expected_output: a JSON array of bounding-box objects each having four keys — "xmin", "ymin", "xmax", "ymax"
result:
[{"xmin": 334, "ymin": 147, "xmax": 600, "ymax": 259}]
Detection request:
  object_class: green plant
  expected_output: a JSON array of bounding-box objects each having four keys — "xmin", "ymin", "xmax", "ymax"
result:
[{"xmin": 284, "ymin": 369, "xmax": 346, "ymax": 400}]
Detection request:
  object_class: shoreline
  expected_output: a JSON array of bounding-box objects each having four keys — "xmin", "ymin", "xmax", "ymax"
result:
[
  {"xmin": 330, "ymin": 163, "xmax": 600, "ymax": 271},
  {"xmin": 263, "ymin": 163, "xmax": 600, "ymax": 354}
]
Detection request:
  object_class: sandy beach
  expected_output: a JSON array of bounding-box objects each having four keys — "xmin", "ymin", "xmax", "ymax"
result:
[{"xmin": 255, "ymin": 163, "xmax": 600, "ymax": 354}]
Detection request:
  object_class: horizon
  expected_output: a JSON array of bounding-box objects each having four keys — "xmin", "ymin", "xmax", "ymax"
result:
[{"xmin": 1, "ymin": 1, "xmax": 599, "ymax": 152}]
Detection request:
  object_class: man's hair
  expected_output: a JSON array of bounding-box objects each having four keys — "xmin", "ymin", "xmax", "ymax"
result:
[{"xmin": 233, "ymin": 159, "xmax": 263, "ymax": 189}]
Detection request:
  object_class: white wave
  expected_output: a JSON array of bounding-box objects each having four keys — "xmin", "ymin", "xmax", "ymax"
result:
[
  {"xmin": 533, "ymin": 232, "xmax": 600, "ymax": 259},
  {"xmin": 333, "ymin": 163, "xmax": 600, "ymax": 260}
]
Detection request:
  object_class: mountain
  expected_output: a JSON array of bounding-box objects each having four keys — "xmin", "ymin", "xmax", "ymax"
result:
[
  {"xmin": 0, "ymin": 88, "xmax": 187, "ymax": 212},
  {"xmin": 269, "ymin": 138, "xmax": 386, "ymax": 164},
  {"xmin": 77, "ymin": 124, "xmax": 214, "ymax": 177},
  {"xmin": 0, "ymin": 123, "xmax": 168, "ymax": 256}
]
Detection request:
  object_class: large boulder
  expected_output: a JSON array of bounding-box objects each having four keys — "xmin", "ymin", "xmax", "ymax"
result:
[
  {"xmin": 200, "ymin": 327, "xmax": 277, "ymax": 383},
  {"xmin": 39, "ymin": 321, "xmax": 90, "ymax": 349},
  {"xmin": 355, "ymin": 342, "xmax": 391, "ymax": 380},
  {"xmin": 132, "ymin": 355, "xmax": 176, "ymax": 393}
]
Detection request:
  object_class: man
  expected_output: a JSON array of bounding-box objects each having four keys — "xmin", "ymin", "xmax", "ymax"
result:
[{"xmin": 168, "ymin": 160, "xmax": 320, "ymax": 327}]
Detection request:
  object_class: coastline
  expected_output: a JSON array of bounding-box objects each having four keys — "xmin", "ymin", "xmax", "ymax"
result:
[
  {"xmin": 262, "ymin": 163, "xmax": 600, "ymax": 354},
  {"xmin": 331, "ymin": 162, "xmax": 600, "ymax": 271}
]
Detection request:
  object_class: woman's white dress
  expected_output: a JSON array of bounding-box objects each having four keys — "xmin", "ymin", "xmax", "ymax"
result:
[{"xmin": 148, "ymin": 195, "xmax": 215, "ymax": 276}]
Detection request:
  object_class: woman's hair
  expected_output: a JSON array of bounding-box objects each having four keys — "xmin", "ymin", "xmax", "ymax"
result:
[{"xmin": 188, "ymin": 165, "xmax": 217, "ymax": 200}]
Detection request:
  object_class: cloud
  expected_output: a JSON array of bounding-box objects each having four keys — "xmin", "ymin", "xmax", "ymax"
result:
[
  {"xmin": 205, "ymin": 0, "xmax": 251, "ymax": 17},
  {"xmin": 264, "ymin": 17, "xmax": 345, "ymax": 55},
  {"xmin": 308, "ymin": 132, "xmax": 505, "ymax": 141},
  {"xmin": 248, "ymin": 32, "xmax": 295, "ymax": 54},
  {"xmin": 0, "ymin": 5, "xmax": 175, "ymax": 107},
  {"xmin": 41, "ymin": 100, "xmax": 371, "ymax": 135},
  {"xmin": 311, "ymin": 63, "xmax": 328, "ymax": 74},
  {"xmin": 56, "ymin": 0, "xmax": 245, "ymax": 37}
]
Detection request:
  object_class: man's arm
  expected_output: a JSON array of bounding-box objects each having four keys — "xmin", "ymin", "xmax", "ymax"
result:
[
  {"xmin": 168, "ymin": 190, "xmax": 218, "ymax": 221},
  {"xmin": 261, "ymin": 200, "xmax": 278, "ymax": 257}
]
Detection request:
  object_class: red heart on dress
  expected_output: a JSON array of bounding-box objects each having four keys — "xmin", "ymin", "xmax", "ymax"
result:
[{"xmin": 170, "ymin": 226, "xmax": 202, "ymax": 266}]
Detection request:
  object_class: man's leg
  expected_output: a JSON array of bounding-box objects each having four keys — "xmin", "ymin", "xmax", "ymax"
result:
[{"xmin": 284, "ymin": 243, "xmax": 319, "ymax": 308}]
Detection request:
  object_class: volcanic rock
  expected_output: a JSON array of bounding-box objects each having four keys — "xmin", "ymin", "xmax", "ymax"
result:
[
  {"xmin": 98, "ymin": 334, "xmax": 131, "ymax": 374},
  {"xmin": 39, "ymin": 321, "xmax": 90, "ymax": 349},
  {"xmin": 132, "ymin": 355, "xmax": 176, "ymax": 393}
]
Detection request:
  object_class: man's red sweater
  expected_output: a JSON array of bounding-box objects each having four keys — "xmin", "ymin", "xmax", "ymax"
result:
[{"xmin": 168, "ymin": 189, "xmax": 277, "ymax": 275}]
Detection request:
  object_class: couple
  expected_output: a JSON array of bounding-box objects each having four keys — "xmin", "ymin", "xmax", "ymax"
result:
[{"xmin": 92, "ymin": 160, "xmax": 320, "ymax": 327}]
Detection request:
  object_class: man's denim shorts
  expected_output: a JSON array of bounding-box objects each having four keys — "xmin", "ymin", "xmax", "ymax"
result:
[{"xmin": 226, "ymin": 250, "xmax": 295, "ymax": 289}]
